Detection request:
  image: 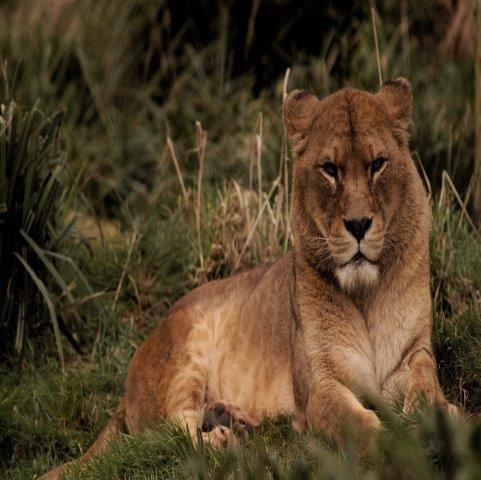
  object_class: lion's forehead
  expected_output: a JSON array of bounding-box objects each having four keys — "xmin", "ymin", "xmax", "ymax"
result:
[
  {"xmin": 310, "ymin": 92, "xmax": 391, "ymax": 158},
  {"xmin": 317, "ymin": 90, "xmax": 387, "ymax": 132},
  {"xmin": 310, "ymin": 128, "xmax": 388, "ymax": 161}
]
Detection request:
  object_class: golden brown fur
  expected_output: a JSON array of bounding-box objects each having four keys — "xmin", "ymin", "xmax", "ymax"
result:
[{"xmin": 42, "ymin": 79, "xmax": 456, "ymax": 479}]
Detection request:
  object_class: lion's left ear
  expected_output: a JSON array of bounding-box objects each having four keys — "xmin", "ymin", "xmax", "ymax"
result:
[{"xmin": 376, "ymin": 77, "xmax": 412, "ymax": 140}]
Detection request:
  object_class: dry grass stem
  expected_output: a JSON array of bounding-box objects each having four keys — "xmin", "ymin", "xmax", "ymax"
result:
[
  {"xmin": 167, "ymin": 136, "xmax": 189, "ymax": 208},
  {"xmin": 235, "ymin": 177, "xmax": 281, "ymax": 270},
  {"xmin": 256, "ymin": 112, "xmax": 263, "ymax": 203},
  {"xmin": 195, "ymin": 121, "xmax": 207, "ymax": 267},
  {"xmin": 413, "ymin": 151, "xmax": 432, "ymax": 200},
  {"xmin": 439, "ymin": 170, "xmax": 481, "ymax": 240},
  {"xmin": 112, "ymin": 228, "xmax": 139, "ymax": 312},
  {"xmin": 281, "ymin": 68, "xmax": 292, "ymax": 250},
  {"xmin": 370, "ymin": 0, "xmax": 383, "ymax": 86}
]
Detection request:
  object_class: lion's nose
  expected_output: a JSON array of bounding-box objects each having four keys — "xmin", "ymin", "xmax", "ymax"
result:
[{"xmin": 343, "ymin": 217, "xmax": 372, "ymax": 242}]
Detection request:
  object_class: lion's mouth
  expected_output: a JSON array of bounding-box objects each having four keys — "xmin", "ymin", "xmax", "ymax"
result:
[
  {"xmin": 342, "ymin": 251, "xmax": 375, "ymax": 267},
  {"xmin": 351, "ymin": 252, "xmax": 365, "ymax": 263}
]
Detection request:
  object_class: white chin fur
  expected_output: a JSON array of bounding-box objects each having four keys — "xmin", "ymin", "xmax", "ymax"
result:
[{"xmin": 335, "ymin": 261, "xmax": 379, "ymax": 293}]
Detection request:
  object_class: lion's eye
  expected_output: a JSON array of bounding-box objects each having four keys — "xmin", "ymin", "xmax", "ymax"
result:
[
  {"xmin": 319, "ymin": 161, "xmax": 338, "ymax": 179},
  {"xmin": 371, "ymin": 157, "xmax": 387, "ymax": 175}
]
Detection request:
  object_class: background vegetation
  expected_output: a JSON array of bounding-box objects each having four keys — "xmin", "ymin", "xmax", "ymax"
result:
[{"xmin": 0, "ymin": 0, "xmax": 480, "ymax": 478}]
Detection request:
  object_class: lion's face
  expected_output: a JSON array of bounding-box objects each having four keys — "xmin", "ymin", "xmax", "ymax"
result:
[{"xmin": 285, "ymin": 80, "xmax": 422, "ymax": 293}]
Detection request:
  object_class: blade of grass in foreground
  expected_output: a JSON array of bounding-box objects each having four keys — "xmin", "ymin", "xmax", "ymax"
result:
[{"xmin": 14, "ymin": 253, "xmax": 65, "ymax": 371}]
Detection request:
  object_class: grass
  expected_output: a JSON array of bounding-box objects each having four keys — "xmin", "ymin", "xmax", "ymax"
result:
[
  {"xmin": 1, "ymin": 179, "xmax": 480, "ymax": 479},
  {"xmin": 0, "ymin": 95, "xmax": 69, "ymax": 366},
  {"xmin": 0, "ymin": 1, "xmax": 475, "ymax": 210},
  {"xmin": 0, "ymin": 0, "xmax": 480, "ymax": 479},
  {"xmin": 52, "ymin": 411, "xmax": 481, "ymax": 480}
]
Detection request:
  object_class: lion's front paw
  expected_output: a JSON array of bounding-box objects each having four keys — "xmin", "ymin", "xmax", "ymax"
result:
[
  {"xmin": 348, "ymin": 406, "xmax": 382, "ymax": 456},
  {"xmin": 350, "ymin": 403, "xmax": 382, "ymax": 433},
  {"xmin": 402, "ymin": 385, "xmax": 435, "ymax": 414},
  {"xmin": 203, "ymin": 401, "xmax": 255, "ymax": 440},
  {"xmin": 201, "ymin": 425, "xmax": 239, "ymax": 448},
  {"xmin": 402, "ymin": 387, "xmax": 461, "ymax": 417}
]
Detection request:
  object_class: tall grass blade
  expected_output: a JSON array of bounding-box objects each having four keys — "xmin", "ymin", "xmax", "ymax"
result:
[{"xmin": 14, "ymin": 252, "xmax": 64, "ymax": 371}]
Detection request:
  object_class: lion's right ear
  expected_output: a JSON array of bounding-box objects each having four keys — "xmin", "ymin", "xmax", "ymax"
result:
[
  {"xmin": 376, "ymin": 78, "xmax": 412, "ymax": 143},
  {"xmin": 283, "ymin": 90, "xmax": 320, "ymax": 154}
]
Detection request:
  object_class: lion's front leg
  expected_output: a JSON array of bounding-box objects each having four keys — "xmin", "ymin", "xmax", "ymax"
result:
[
  {"xmin": 306, "ymin": 378, "xmax": 381, "ymax": 449},
  {"xmin": 383, "ymin": 347, "xmax": 458, "ymax": 415}
]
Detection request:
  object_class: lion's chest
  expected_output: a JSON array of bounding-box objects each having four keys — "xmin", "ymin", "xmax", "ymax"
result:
[{"xmin": 367, "ymin": 296, "xmax": 420, "ymax": 385}]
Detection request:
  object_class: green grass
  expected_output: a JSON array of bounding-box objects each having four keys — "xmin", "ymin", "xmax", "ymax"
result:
[
  {"xmin": 0, "ymin": 96, "xmax": 69, "ymax": 365},
  {"xmin": 53, "ymin": 411, "xmax": 481, "ymax": 480}
]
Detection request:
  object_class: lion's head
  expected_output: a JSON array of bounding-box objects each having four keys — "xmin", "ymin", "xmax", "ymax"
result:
[{"xmin": 284, "ymin": 79, "xmax": 429, "ymax": 293}]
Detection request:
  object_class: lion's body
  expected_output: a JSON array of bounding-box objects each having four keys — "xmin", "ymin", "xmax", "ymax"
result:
[
  {"xmin": 43, "ymin": 80, "xmax": 456, "ymax": 480},
  {"xmin": 124, "ymin": 254, "xmax": 297, "ymax": 432},
  {"xmin": 124, "ymin": 212, "xmax": 432, "ymax": 434}
]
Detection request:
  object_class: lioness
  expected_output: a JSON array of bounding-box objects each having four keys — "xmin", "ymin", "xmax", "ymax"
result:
[{"xmin": 43, "ymin": 79, "xmax": 456, "ymax": 479}]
